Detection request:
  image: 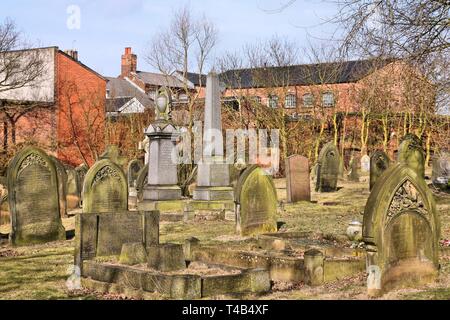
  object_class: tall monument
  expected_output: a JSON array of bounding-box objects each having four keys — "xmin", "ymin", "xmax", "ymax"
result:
[
  {"xmin": 193, "ymin": 72, "xmax": 234, "ymax": 201},
  {"xmin": 142, "ymin": 88, "xmax": 182, "ymax": 200}
]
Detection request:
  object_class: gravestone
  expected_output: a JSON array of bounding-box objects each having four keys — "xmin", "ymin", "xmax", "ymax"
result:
[
  {"xmin": 370, "ymin": 151, "xmax": 390, "ymax": 190},
  {"xmin": 361, "ymin": 155, "xmax": 370, "ymax": 172},
  {"xmin": 82, "ymin": 159, "xmax": 128, "ymax": 213},
  {"xmin": 65, "ymin": 166, "xmax": 81, "ymax": 209},
  {"xmin": 431, "ymin": 152, "xmax": 449, "ymax": 189},
  {"xmin": 75, "ymin": 163, "xmax": 88, "ymax": 206},
  {"xmin": 285, "ymin": 155, "xmax": 310, "ymax": 202},
  {"xmin": 315, "ymin": 142, "xmax": 340, "ymax": 192},
  {"xmin": 193, "ymin": 72, "xmax": 233, "ymax": 201},
  {"xmin": 135, "ymin": 165, "xmax": 149, "ymax": 202},
  {"xmin": 235, "ymin": 165, "xmax": 278, "ymax": 236},
  {"xmin": 363, "ymin": 163, "xmax": 440, "ymax": 296},
  {"xmin": 128, "ymin": 159, "xmax": 144, "ymax": 207},
  {"xmin": 51, "ymin": 156, "xmax": 68, "ymax": 218},
  {"xmin": 100, "ymin": 145, "xmax": 128, "ymax": 170},
  {"xmin": 143, "ymin": 88, "xmax": 181, "ymax": 201},
  {"xmin": 348, "ymin": 156, "xmax": 360, "ymax": 182},
  {"xmin": 397, "ymin": 133, "xmax": 425, "ymax": 178},
  {"xmin": 7, "ymin": 146, "xmax": 65, "ymax": 245}
]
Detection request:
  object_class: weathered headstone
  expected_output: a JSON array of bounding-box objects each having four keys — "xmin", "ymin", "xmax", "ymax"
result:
[
  {"xmin": 51, "ymin": 156, "xmax": 68, "ymax": 218},
  {"xmin": 235, "ymin": 165, "xmax": 278, "ymax": 236},
  {"xmin": 285, "ymin": 155, "xmax": 311, "ymax": 202},
  {"xmin": 143, "ymin": 88, "xmax": 181, "ymax": 201},
  {"xmin": 65, "ymin": 166, "xmax": 81, "ymax": 209},
  {"xmin": 370, "ymin": 151, "xmax": 390, "ymax": 190},
  {"xmin": 135, "ymin": 165, "xmax": 149, "ymax": 202},
  {"xmin": 363, "ymin": 163, "xmax": 440, "ymax": 296},
  {"xmin": 315, "ymin": 142, "xmax": 340, "ymax": 192},
  {"xmin": 193, "ymin": 72, "xmax": 233, "ymax": 201},
  {"xmin": 347, "ymin": 156, "xmax": 360, "ymax": 182},
  {"xmin": 397, "ymin": 133, "xmax": 425, "ymax": 178},
  {"xmin": 128, "ymin": 159, "xmax": 144, "ymax": 207},
  {"xmin": 82, "ymin": 159, "xmax": 128, "ymax": 213},
  {"xmin": 7, "ymin": 146, "xmax": 65, "ymax": 245},
  {"xmin": 361, "ymin": 155, "xmax": 370, "ymax": 172},
  {"xmin": 431, "ymin": 152, "xmax": 449, "ymax": 189},
  {"xmin": 75, "ymin": 163, "xmax": 88, "ymax": 206}
]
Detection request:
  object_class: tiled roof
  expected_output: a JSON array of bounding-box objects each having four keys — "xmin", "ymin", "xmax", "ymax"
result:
[
  {"xmin": 175, "ymin": 71, "xmax": 207, "ymax": 87},
  {"xmin": 106, "ymin": 77, "xmax": 154, "ymax": 112},
  {"xmin": 134, "ymin": 71, "xmax": 186, "ymax": 88}
]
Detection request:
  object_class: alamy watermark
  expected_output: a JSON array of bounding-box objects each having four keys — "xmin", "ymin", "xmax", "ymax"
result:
[{"xmin": 66, "ymin": 5, "xmax": 81, "ymax": 30}]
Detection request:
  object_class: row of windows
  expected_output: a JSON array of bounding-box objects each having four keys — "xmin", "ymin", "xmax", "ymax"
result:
[{"xmin": 262, "ymin": 92, "xmax": 335, "ymax": 108}]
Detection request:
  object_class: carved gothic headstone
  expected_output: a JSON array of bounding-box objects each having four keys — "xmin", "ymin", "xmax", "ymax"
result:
[
  {"xmin": 7, "ymin": 147, "xmax": 65, "ymax": 245},
  {"xmin": 363, "ymin": 163, "xmax": 440, "ymax": 297},
  {"xmin": 285, "ymin": 155, "xmax": 310, "ymax": 202},
  {"xmin": 315, "ymin": 142, "xmax": 340, "ymax": 192},
  {"xmin": 370, "ymin": 151, "xmax": 390, "ymax": 190},
  {"xmin": 82, "ymin": 159, "xmax": 128, "ymax": 213},
  {"xmin": 235, "ymin": 165, "xmax": 278, "ymax": 236},
  {"xmin": 397, "ymin": 134, "xmax": 425, "ymax": 178}
]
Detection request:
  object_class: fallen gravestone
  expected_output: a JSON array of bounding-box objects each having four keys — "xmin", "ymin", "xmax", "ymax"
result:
[
  {"xmin": 7, "ymin": 146, "xmax": 65, "ymax": 245},
  {"xmin": 370, "ymin": 151, "xmax": 390, "ymax": 190},
  {"xmin": 235, "ymin": 165, "xmax": 278, "ymax": 236},
  {"xmin": 82, "ymin": 159, "xmax": 128, "ymax": 213},
  {"xmin": 285, "ymin": 155, "xmax": 310, "ymax": 202},
  {"xmin": 315, "ymin": 142, "xmax": 340, "ymax": 192},
  {"xmin": 363, "ymin": 163, "xmax": 440, "ymax": 296}
]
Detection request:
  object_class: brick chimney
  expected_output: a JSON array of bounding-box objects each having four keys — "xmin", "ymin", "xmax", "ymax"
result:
[
  {"xmin": 64, "ymin": 49, "xmax": 78, "ymax": 61},
  {"xmin": 121, "ymin": 47, "xmax": 137, "ymax": 77}
]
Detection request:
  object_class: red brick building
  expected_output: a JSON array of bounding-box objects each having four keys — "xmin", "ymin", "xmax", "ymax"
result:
[{"xmin": 0, "ymin": 46, "xmax": 106, "ymax": 167}]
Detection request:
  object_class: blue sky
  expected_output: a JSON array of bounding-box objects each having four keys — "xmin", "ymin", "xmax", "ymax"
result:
[{"xmin": 0, "ymin": 0, "xmax": 340, "ymax": 76}]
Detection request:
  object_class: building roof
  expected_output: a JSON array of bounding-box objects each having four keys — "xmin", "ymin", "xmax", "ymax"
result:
[
  {"xmin": 106, "ymin": 77, "xmax": 154, "ymax": 112},
  {"xmin": 175, "ymin": 71, "xmax": 207, "ymax": 87},
  {"xmin": 218, "ymin": 58, "xmax": 396, "ymax": 89},
  {"xmin": 134, "ymin": 71, "xmax": 186, "ymax": 88}
]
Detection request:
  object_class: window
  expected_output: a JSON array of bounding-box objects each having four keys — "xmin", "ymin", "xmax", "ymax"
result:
[
  {"xmin": 285, "ymin": 94, "xmax": 297, "ymax": 108},
  {"xmin": 253, "ymin": 96, "xmax": 262, "ymax": 104},
  {"xmin": 322, "ymin": 92, "xmax": 335, "ymax": 107},
  {"xmin": 303, "ymin": 93, "xmax": 314, "ymax": 107},
  {"xmin": 268, "ymin": 95, "xmax": 279, "ymax": 108}
]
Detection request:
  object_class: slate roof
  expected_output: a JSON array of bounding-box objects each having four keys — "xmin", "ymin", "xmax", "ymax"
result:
[
  {"xmin": 134, "ymin": 71, "xmax": 186, "ymax": 88},
  {"xmin": 175, "ymin": 71, "xmax": 207, "ymax": 87},
  {"xmin": 105, "ymin": 77, "xmax": 154, "ymax": 112},
  {"xmin": 217, "ymin": 58, "xmax": 396, "ymax": 89}
]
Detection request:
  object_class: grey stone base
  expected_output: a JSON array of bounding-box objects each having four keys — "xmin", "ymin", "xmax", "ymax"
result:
[
  {"xmin": 193, "ymin": 186, "xmax": 234, "ymax": 201},
  {"xmin": 143, "ymin": 185, "xmax": 182, "ymax": 201}
]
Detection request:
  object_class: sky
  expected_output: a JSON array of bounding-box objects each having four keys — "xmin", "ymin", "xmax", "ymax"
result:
[{"xmin": 0, "ymin": 0, "xmax": 341, "ymax": 77}]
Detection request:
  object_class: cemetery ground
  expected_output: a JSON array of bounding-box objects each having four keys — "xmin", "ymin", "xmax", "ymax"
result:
[{"xmin": 1, "ymin": 171, "xmax": 449, "ymax": 300}]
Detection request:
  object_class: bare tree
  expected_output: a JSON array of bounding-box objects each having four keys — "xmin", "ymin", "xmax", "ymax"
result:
[{"xmin": 0, "ymin": 18, "xmax": 47, "ymax": 152}]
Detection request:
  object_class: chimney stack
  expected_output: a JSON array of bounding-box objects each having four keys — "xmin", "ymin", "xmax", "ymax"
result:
[
  {"xmin": 64, "ymin": 49, "xmax": 78, "ymax": 61},
  {"xmin": 121, "ymin": 47, "xmax": 137, "ymax": 78}
]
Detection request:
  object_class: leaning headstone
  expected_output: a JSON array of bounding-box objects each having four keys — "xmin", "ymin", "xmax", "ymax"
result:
[
  {"xmin": 370, "ymin": 151, "xmax": 390, "ymax": 190},
  {"xmin": 7, "ymin": 146, "xmax": 65, "ymax": 245},
  {"xmin": 193, "ymin": 72, "xmax": 233, "ymax": 201},
  {"xmin": 431, "ymin": 152, "xmax": 449, "ymax": 189},
  {"xmin": 50, "ymin": 156, "xmax": 68, "ymax": 218},
  {"xmin": 315, "ymin": 142, "xmax": 340, "ymax": 192},
  {"xmin": 128, "ymin": 159, "xmax": 144, "ymax": 207},
  {"xmin": 82, "ymin": 159, "xmax": 128, "ymax": 213},
  {"xmin": 360, "ymin": 155, "xmax": 370, "ymax": 172},
  {"xmin": 285, "ymin": 155, "xmax": 310, "ymax": 202},
  {"xmin": 397, "ymin": 133, "xmax": 425, "ymax": 178},
  {"xmin": 347, "ymin": 156, "xmax": 360, "ymax": 182},
  {"xmin": 235, "ymin": 165, "xmax": 278, "ymax": 236},
  {"xmin": 363, "ymin": 163, "xmax": 440, "ymax": 296}
]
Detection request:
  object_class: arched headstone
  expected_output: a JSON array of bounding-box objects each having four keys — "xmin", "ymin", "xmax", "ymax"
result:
[
  {"xmin": 7, "ymin": 146, "xmax": 65, "ymax": 245},
  {"xmin": 370, "ymin": 151, "xmax": 390, "ymax": 190},
  {"xmin": 363, "ymin": 163, "xmax": 440, "ymax": 296},
  {"xmin": 82, "ymin": 159, "xmax": 128, "ymax": 213},
  {"xmin": 285, "ymin": 155, "xmax": 310, "ymax": 202},
  {"xmin": 315, "ymin": 142, "xmax": 340, "ymax": 192},
  {"xmin": 397, "ymin": 134, "xmax": 425, "ymax": 178},
  {"xmin": 235, "ymin": 165, "xmax": 278, "ymax": 236}
]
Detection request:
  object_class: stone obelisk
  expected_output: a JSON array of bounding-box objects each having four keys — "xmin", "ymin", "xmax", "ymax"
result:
[{"xmin": 193, "ymin": 72, "xmax": 234, "ymax": 201}]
